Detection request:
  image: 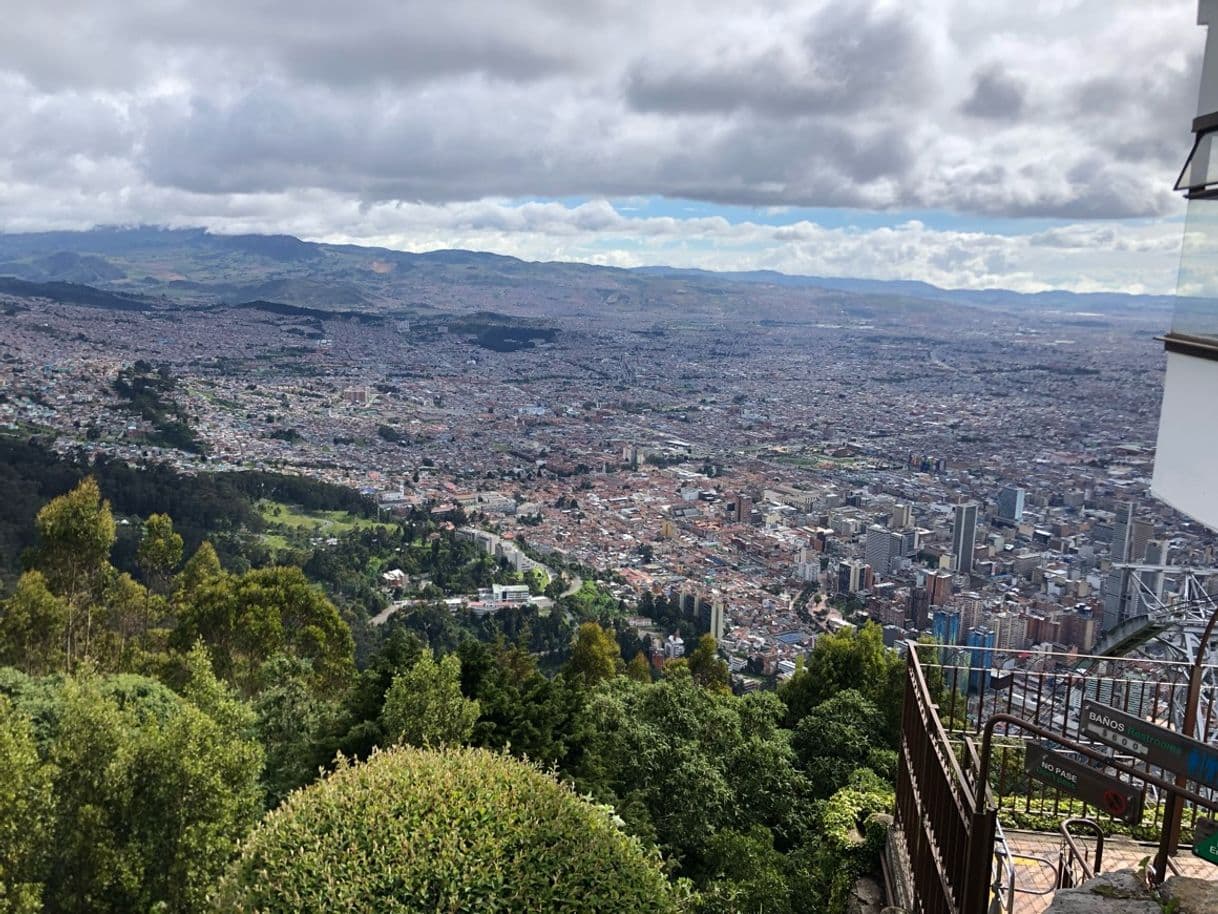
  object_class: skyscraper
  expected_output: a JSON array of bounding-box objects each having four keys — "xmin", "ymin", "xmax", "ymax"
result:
[
  {"xmin": 997, "ymin": 486, "xmax": 1025, "ymax": 523},
  {"xmin": 709, "ymin": 596, "xmax": 726, "ymax": 641},
  {"xmin": 932, "ymin": 608, "xmax": 961, "ymax": 648},
  {"xmin": 1103, "ymin": 503, "xmax": 1155, "ymax": 630},
  {"xmin": 837, "ymin": 559, "xmax": 870, "ymax": 595},
  {"xmin": 865, "ymin": 524, "xmax": 905, "ymax": 577},
  {"xmin": 952, "ymin": 502, "xmax": 979, "ymax": 575},
  {"xmin": 965, "ymin": 625, "xmax": 997, "ymax": 693},
  {"xmin": 926, "ymin": 570, "xmax": 954, "ymax": 606},
  {"xmin": 908, "ymin": 586, "xmax": 930, "ymax": 629}
]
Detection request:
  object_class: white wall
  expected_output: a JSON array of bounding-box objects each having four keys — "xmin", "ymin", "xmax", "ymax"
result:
[{"xmin": 1153, "ymin": 350, "xmax": 1218, "ymax": 532}]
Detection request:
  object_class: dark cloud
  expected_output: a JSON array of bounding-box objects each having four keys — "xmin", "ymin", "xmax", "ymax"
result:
[
  {"xmin": 960, "ymin": 67, "xmax": 1026, "ymax": 120},
  {"xmin": 625, "ymin": 2, "xmax": 932, "ymax": 117}
]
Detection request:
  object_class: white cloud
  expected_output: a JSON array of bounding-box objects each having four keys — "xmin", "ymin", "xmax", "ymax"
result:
[{"xmin": 0, "ymin": 0, "xmax": 1204, "ymax": 291}]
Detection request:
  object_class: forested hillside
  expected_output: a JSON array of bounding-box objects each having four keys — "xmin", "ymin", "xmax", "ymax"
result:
[{"xmin": 0, "ymin": 472, "xmax": 913, "ymax": 913}]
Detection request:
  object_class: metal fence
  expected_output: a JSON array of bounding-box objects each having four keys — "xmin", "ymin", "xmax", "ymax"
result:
[
  {"xmin": 894, "ymin": 648, "xmax": 996, "ymax": 914},
  {"xmin": 915, "ymin": 641, "xmax": 1218, "ymax": 840}
]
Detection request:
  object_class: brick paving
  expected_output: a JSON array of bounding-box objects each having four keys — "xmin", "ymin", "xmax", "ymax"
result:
[{"xmin": 998, "ymin": 829, "xmax": 1218, "ymax": 914}]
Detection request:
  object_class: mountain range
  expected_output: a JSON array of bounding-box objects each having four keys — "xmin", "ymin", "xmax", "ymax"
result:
[{"xmin": 0, "ymin": 226, "xmax": 1175, "ymax": 325}]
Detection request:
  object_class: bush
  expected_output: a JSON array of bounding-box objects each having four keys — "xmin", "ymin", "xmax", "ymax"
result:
[{"xmin": 214, "ymin": 746, "xmax": 680, "ymax": 914}]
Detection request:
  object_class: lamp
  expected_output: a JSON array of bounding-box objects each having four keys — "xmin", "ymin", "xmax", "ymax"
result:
[{"xmin": 1176, "ymin": 112, "xmax": 1218, "ymax": 199}]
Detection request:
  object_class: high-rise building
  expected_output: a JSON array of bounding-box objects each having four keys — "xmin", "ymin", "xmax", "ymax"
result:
[
  {"xmin": 932, "ymin": 608, "xmax": 961, "ymax": 648},
  {"xmin": 952, "ymin": 503, "xmax": 979, "ymax": 574},
  {"xmin": 965, "ymin": 626, "xmax": 997, "ymax": 693},
  {"xmin": 709, "ymin": 596, "xmax": 726, "ymax": 642},
  {"xmin": 1103, "ymin": 503, "xmax": 1155, "ymax": 630},
  {"xmin": 891, "ymin": 503, "xmax": 912, "ymax": 530},
  {"xmin": 1061, "ymin": 607, "xmax": 1098, "ymax": 652},
  {"xmin": 908, "ymin": 586, "xmax": 930, "ymax": 629},
  {"xmin": 958, "ymin": 594, "xmax": 985, "ymax": 632},
  {"xmin": 927, "ymin": 570, "xmax": 954, "ymax": 606},
  {"xmin": 837, "ymin": 559, "xmax": 872, "ymax": 594},
  {"xmin": 997, "ymin": 486, "xmax": 1025, "ymax": 524},
  {"xmin": 866, "ymin": 524, "xmax": 905, "ymax": 576},
  {"xmin": 990, "ymin": 611, "xmax": 1028, "ymax": 651}
]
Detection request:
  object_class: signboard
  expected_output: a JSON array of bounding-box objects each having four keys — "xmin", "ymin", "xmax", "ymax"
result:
[
  {"xmin": 1081, "ymin": 699, "xmax": 1218, "ymax": 791},
  {"xmin": 1025, "ymin": 743, "xmax": 1144, "ymax": 824},
  {"xmin": 1194, "ymin": 817, "xmax": 1218, "ymax": 865}
]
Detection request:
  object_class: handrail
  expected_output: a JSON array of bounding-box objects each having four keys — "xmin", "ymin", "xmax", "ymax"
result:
[
  {"xmin": 910, "ymin": 644, "xmax": 978, "ymax": 815},
  {"xmin": 976, "ymin": 713, "xmax": 1218, "ymax": 817},
  {"xmin": 1006, "ymin": 853, "xmax": 1059, "ymax": 896},
  {"xmin": 1058, "ymin": 818, "xmax": 1105, "ymax": 888},
  {"xmin": 990, "ymin": 816, "xmax": 1018, "ymax": 912},
  {"xmin": 909, "ymin": 640, "xmax": 1218, "ymax": 671}
]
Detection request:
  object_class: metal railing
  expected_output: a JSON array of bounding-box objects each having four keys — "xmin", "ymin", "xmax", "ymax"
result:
[
  {"xmin": 894, "ymin": 648, "xmax": 996, "ymax": 913},
  {"xmin": 894, "ymin": 643, "xmax": 1218, "ymax": 910},
  {"xmin": 1057, "ymin": 818, "xmax": 1104, "ymax": 889},
  {"xmin": 916, "ymin": 642, "xmax": 1218, "ymax": 839}
]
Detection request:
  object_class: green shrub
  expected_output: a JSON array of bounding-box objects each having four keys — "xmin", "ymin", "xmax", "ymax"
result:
[{"xmin": 214, "ymin": 746, "xmax": 680, "ymax": 914}]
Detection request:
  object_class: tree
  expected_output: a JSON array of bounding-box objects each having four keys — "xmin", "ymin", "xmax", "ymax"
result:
[
  {"xmin": 177, "ymin": 541, "xmax": 223, "ymax": 600},
  {"xmin": 792, "ymin": 690, "xmax": 891, "ymax": 799},
  {"xmin": 0, "ymin": 695, "xmax": 52, "ymax": 914},
  {"xmin": 686, "ymin": 634, "xmax": 730, "ymax": 693},
  {"xmin": 102, "ymin": 571, "xmax": 160, "ymax": 665},
  {"xmin": 575, "ymin": 672, "xmax": 813, "ymax": 883},
  {"xmin": 692, "ymin": 827, "xmax": 794, "ymax": 914},
  {"xmin": 524, "ymin": 566, "xmax": 549, "ymax": 596},
  {"xmin": 381, "ymin": 653, "xmax": 479, "ymax": 748},
  {"xmin": 0, "ymin": 571, "xmax": 68, "ymax": 675},
  {"xmin": 795, "ymin": 770, "xmax": 893, "ymax": 914},
  {"xmin": 213, "ymin": 746, "xmax": 680, "ymax": 914},
  {"xmin": 565, "ymin": 622, "xmax": 621, "ymax": 687},
  {"xmin": 780, "ymin": 622, "xmax": 902, "ymax": 743},
  {"xmin": 626, "ymin": 651, "xmax": 652, "ymax": 683},
  {"xmin": 32, "ymin": 477, "xmax": 116, "ymax": 598},
  {"xmin": 457, "ymin": 640, "xmax": 584, "ymax": 767},
  {"xmin": 254, "ymin": 655, "xmax": 336, "ymax": 805},
  {"xmin": 137, "ymin": 513, "xmax": 183, "ymax": 594},
  {"xmin": 173, "ymin": 565, "xmax": 355, "ymax": 696},
  {"xmin": 32, "ymin": 478, "xmax": 117, "ymax": 668},
  {"xmin": 7, "ymin": 671, "xmax": 265, "ymax": 914}
]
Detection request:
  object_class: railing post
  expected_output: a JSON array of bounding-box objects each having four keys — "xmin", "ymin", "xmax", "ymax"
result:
[{"xmin": 962, "ymin": 807, "xmax": 997, "ymax": 913}]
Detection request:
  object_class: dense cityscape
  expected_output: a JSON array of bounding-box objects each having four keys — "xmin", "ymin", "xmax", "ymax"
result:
[
  {"xmin": 4, "ymin": 2, "xmax": 1218, "ymax": 912},
  {"xmin": 0, "ymin": 235, "xmax": 1203, "ymax": 688}
]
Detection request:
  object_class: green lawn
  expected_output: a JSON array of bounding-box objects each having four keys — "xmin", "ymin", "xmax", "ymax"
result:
[{"xmin": 257, "ymin": 500, "xmax": 384, "ymax": 539}]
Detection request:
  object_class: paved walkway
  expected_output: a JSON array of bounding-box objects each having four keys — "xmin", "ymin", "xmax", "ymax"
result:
[{"xmin": 1000, "ymin": 830, "xmax": 1218, "ymax": 914}]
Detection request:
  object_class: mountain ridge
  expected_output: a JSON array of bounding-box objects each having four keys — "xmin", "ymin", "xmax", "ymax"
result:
[{"xmin": 0, "ymin": 225, "xmax": 1174, "ymax": 319}]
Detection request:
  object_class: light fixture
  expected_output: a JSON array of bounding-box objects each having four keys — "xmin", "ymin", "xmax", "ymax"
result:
[{"xmin": 1175, "ymin": 112, "xmax": 1218, "ymax": 199}]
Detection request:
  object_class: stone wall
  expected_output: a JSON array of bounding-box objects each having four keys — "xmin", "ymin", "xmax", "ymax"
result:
[{"xmin": 1044, "ymin": 869, "xmax": 1218, "ymax": 914}]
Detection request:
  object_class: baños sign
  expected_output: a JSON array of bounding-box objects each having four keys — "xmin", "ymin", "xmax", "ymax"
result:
[
  {"xmin": 1082, "ymin": 700, "xmax": 1218, "ymax": 790},
  {"xmin": 1025, "ymin": 743, "xmax": 1144, "ymax": 824}
]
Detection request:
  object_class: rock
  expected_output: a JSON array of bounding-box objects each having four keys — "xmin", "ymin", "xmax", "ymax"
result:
[
  {"xmin": 1043, "ymin": 870, "xmax": 1161, "ymax": 914},
  {"xmin": 1160, "ymin": 875, "xmax": 1218, "ymax": 914},
  {"xmin": 845, "ymin": 875, "xmax": 885, "ymax": 914}
]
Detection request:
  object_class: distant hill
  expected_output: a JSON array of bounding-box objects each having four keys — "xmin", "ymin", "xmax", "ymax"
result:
[
  {"xmin": 632, "ymin": 266, "xmax": 1177, "ymax": 315},
  {"xmin": 0, "ymin": 276, "xmax": 153, "ymax": 311},
  {"xmin": 0, "ymin": 226, "xmax": 1176, "ymax": 325},
  {"xmin": 225, "ymin": 299, "xmax": 385, "ymax": 324},
  {"xmin": 0, "ymin": 250, "xmax": 126, "ymax": 284}
]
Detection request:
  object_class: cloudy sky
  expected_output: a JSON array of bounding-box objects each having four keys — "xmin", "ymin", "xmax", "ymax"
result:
[{"xmin": 0, "ymin": 0, "xmax": 1205, "ymax": 292}]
